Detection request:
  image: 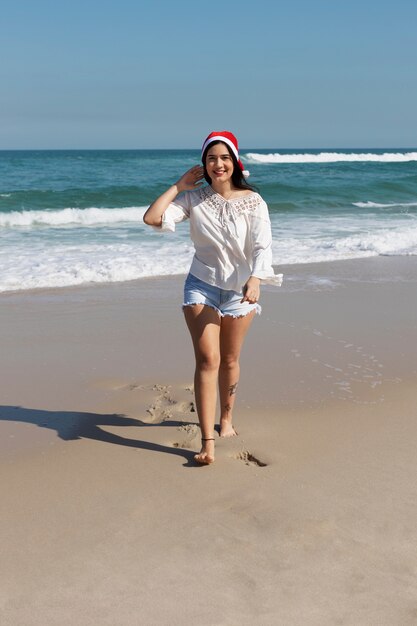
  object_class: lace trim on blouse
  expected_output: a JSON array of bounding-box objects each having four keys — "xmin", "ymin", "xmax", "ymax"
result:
[{"xmin": 198, "ymin": 186, "xmax": 262, "ymax": 220}]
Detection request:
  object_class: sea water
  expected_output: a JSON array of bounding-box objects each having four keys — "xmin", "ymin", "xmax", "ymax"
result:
[{"xmin": 1, "ymin": 148, "xmax": 416, "ymax": 293}]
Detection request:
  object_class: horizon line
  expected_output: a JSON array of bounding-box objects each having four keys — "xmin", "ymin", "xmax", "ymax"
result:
[{"xmin": 1, "ymin": 146, "xmax": 417, "ymax": 152}]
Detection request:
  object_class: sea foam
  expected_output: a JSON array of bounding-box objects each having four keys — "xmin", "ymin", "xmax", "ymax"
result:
[
  {"xmin": 0, "ymin": 239, "xmax": 194, "ymax": 293},
  {"xmin": 2, "ymin": 218, "xmax": 417, "ymax": 293},
  {"xmin": 352, "ymin": 201, "xmax": 417, "ymax": 209},
  {"xmin": 0, "ymin": 206, "xmax": 148, "ymax": 228},
  {"xmin": 244, "ymin": 152, "xmax": 417, "ymax": 164},
  {"xmin": 273, "ymin": 222, "xmax": 417, "ymax": 264}
]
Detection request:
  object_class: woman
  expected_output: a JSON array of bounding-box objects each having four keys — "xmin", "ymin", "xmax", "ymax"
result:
[{"xmin": 143, "ymin": 131, "xmax": 282, "ymax": 465}]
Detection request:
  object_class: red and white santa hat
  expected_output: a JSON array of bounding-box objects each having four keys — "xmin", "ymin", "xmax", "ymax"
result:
[{"xmin": 201, "ymin": 131, "xmax": 250, "ymax": 177}]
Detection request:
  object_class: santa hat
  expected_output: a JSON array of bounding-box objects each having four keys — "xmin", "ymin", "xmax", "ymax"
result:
[{"xmin": 201, "ymin": 131, "xmax": 250, "ymax": 177}]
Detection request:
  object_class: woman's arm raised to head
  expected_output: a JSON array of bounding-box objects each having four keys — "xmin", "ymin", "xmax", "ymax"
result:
[
  {"xmin": 143, "ymin": 165, "xmax": 204, "ymax": 227},
  {"xmin": 143, "ymin": 183, "xmax": 181, "ymax": 227}
]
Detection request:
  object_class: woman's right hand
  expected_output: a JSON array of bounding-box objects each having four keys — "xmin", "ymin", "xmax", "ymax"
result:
[
  {"xmin": 176, "ymin": 165, "xmax": 205, "ymax": 192},
  {"xmin": 143, "ymin": 165, "xmax": 204, "ymax": 227}
]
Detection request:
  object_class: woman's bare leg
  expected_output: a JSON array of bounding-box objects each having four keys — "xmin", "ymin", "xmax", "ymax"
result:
[
  {"xmin": 219, "ymin": 311, "xmax": 256, "ymax": 437},
  {"xmin": 183, "ymin": 305, "xmax": 221, "ymax": 463}
]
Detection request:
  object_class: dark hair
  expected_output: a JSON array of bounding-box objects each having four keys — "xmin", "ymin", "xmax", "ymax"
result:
[{"xmin": 202, "ymin": 141, "xmax": 258, "ymax": 192}]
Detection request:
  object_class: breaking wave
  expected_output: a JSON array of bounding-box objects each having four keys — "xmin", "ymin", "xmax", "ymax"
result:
[
  {"xmin": 244, "ymin": 152, "xmax": 417, "ymax": 164},
  {"xmin": 0, "ymin": 206, "xmax": 147, "ymax": 228}
]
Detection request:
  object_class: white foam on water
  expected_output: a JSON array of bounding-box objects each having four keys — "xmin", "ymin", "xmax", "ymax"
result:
[
  {"xmin": 0, "ymin": 240, "xmax": 195, "ymax": 293},
  {"xmin": 2, "ymin": 207, "xmax": 417, "ymax": 293},
  {"xmin": 273, "ymin": 221, "xmax": 417, "ymax": 264},
  {"xmin": 244, "ymin": 152, "xmax": 417, "ymax": 164},
  {"xmin": 0, "ymin": 206, "xmax": 148, "ymax": 228},
  {"xmin": 352, "ymin": 201, "xmax": 417, "ymax": 209}
]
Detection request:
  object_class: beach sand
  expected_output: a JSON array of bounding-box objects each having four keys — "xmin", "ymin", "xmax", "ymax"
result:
[{"xmin": 1, "ymin": 257, "xmax": 417, "ymax": 625}]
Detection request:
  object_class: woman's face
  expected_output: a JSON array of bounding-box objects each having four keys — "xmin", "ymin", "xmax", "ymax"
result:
[{"xmin": 205, "ymin": 142, "xmax": 235, "ymax": 184}]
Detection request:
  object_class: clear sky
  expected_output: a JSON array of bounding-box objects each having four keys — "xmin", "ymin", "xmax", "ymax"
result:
[{"xmin": 1, "ymin": 0, "xmax": 416, "ymax": 149}]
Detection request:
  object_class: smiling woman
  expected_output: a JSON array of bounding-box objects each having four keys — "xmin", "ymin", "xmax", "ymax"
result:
[
  {"xmin": 143, "ymin": 130, "xmax": 282, "ymax": 465},
  {"xmin": 206, "ymin": 144, "xmax": 235, "ymax": 183}
]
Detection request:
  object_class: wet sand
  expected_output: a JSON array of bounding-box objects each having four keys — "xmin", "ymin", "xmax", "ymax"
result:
[{"xmin": 1, "ymin": 257, "xmax": 417, "ymax": 625}]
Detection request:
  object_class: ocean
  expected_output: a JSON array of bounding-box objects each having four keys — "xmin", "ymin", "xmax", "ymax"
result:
[{"xmin": 1, "ymin": 148, "xmax": 417, "ymax": 293}]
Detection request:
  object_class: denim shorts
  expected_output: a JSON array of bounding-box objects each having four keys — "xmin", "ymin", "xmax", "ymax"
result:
[{"xmin": 183, "ymin": 273, "xmax": 261, "ymax": 319}]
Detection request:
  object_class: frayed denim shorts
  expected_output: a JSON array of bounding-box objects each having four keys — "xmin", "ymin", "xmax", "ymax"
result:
[{"xmin": 183, "ymin": 273, "xmax": 261, "ymax": 319}]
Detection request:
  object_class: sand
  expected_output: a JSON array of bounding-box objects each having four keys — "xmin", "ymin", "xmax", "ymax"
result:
[{"xmin": 1, "ymin": 257, "xmax": 417, "ymax": 625}]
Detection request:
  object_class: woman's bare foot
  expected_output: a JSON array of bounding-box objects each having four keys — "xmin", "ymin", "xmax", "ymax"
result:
[
  {"xmin": 219, "ymin": 418, "xmax": 238, "ymax": 438},
  {"xmin": 194, "ymin": 438, "xmax": 215, "ymax": 465}
]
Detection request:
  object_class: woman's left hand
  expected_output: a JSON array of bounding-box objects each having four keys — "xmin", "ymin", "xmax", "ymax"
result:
[{"xmin": 241, "ymin": 276, "xmax": 261, "ymax": 304}]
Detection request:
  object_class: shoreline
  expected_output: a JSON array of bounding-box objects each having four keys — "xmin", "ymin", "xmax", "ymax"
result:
[
  {"xmin": 1, "ymin": 254, "xmax": 417, "ymax": 300},
  {"xmin": 1, "ymin": 254, "xmax": 417, "ymax": 624}
]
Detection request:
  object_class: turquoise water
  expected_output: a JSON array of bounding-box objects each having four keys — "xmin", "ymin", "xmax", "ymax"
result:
[{"xmin": 1, "ymin": 149, "xmax": 417, "ymax": 292}]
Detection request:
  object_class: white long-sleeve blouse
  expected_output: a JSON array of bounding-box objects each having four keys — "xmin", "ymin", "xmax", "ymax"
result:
[{"xmin": 155, "ymin": 185, "xmax": 283, "ymax": 293}]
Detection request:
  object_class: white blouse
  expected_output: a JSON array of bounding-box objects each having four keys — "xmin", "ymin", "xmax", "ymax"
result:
[{"xmin": 154, "ymin": 185, "xmax": 283, "ymax": 293}]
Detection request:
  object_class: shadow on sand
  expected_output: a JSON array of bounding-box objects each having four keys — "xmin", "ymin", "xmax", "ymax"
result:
[{"xmin": 0, "ymin": 405, "xmax": 201, "ymax": 467}]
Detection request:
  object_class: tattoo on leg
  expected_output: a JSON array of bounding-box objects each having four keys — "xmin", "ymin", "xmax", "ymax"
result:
[
  {"xmin": 224, "ymin": 403, "xmax": 232, "ymax": 412},
  {"xmin": 229, "ymin": 382, "xmax": 238, "ymax": 396}
]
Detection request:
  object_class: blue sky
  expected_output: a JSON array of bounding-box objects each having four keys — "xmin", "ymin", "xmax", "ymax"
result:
[{"xmin": 1, "ymin": 0, "xmax": 416, "ymax": 149}]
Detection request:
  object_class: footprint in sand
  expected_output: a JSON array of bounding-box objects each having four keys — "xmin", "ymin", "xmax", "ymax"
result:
[
  {"xmin": 234, "ymin": 449, "xmax": 268, "ymax": 467},
  {"xmin": 144, "ymin": 384, "xmax": 179, "ymax": 422},
  {"xmin": 113, "ymin": 381, "xmax": 196, "ymax": 425},
  {"xmin": 139, "ymin": 384, "xmax": 199, "ymax": 448},
  {"xmin": 172, "ymin": 423, "xmax": 199, "ymax": 449},
  {"xmin": 124, "ymin": 382, "xmax": 199, "ymax": 448}
]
